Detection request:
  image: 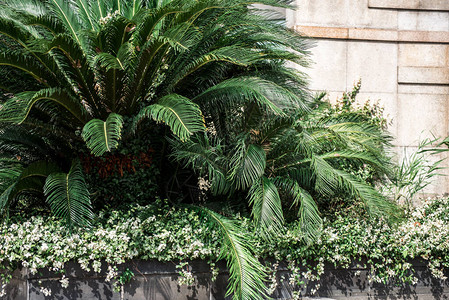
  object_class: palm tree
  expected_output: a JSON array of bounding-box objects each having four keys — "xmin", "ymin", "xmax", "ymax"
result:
[
  {"xmin": 170, "ymin": 93, "xmax": 398, "ymax": 243},
  {"xmin": 0, "ymin": 0, "xmax": 314, "ymax": 298}
]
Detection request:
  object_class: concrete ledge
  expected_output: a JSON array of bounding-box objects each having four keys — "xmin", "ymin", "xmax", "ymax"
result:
[
  {"xmin": 369, "ymin": 0, "xmax": 449, "ymax": 11},
  {"xmin": 398, "ymin": 66, "xmax": 449, "ymax": 84},
  {"xmin": 3, "ymin": 259, "xmax": 449, "ymax": 300},
  {"xmin": 295, "ymin": 25, "xmax": 449, "ymax": 43}
]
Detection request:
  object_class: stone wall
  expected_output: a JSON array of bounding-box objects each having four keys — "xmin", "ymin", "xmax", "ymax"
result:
[
  {"xmin": 282, "ymin": 0, "xmax": 449, "ymax": 195},
  {"xmin": 3, "ymin": 259, "xmax": 449, "ymax": 300}
]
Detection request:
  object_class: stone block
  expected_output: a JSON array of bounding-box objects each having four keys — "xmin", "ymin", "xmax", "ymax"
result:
[
  {"xmin": 398, "ymin": 30, "xmax": 449, "ymax": 43},
  {"xmin": 294, "ymin": 0, "xmax": 349, "ymax": 27},
  {"xmin": 396, "ymin": 93, "xmax": 448, "ymax": 147},
  {"xmin": 348, "ymin": 28, "xmax": 398, "ymax": 41},
  {"xmin": 295, "ymin": 26, "xmax": 348, "ymax": 39},
  {"xmin": 305, "ymin": 39, "xmax": 348, "ymax": 92},
  {"xmin": 347, "ymin": 0, "xmax": 398, "ymax": 30},
  {"xmin": 398, "ymin": 10, "xmax": 449, "ymax": 32},
  {"xmin": 399, "ymin": 44, "xmax": 448, "ymax": 67},
  {"xmin": 398, "ymin": 66, "xmax": 449, "ymax": 84},
  {"xmin": 369, "ymin": 0, "xmax": 449, "ymax": 11},
  {"xmin": 346, "ymin": 41, "xmax": 398, "ymax": 93},
  {"xmin": 398, "ymin": 84, "xmax": 449, "ymax": 95}
]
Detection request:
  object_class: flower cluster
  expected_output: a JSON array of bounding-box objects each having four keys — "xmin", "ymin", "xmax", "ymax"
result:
[{"xmin": 1, "ymin": 198, "xmax": 449, "ymax": 296}]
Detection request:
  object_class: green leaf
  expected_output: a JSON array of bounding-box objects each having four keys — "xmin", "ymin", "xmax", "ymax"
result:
[
  {"xmin": 0, "ymin": 88, "xmax": 87, "ymax": 124},
  {"xmin": 229, "ymin": 142, "xmax": 266, "ymax": 190},
  {"xmin": 193, "ymin": 77, "xmax": 299, "ymax": 115},
  {"xmin": 82, "ymin": 113, "xmax": 124, "ymax": 156},
  {"xmin": 133, "ymin": 94, "xmax": 205, "ymax": 141},
  {"xmin": 248, "ymin": 176, "xmax": 284, "ymax": 240},
  {"xmin": 44, "ymin": 160, "xmax": 94, "ymax": 228},
  {"xmin": 196, "ymin": 207, "xmax": 269, "ymax": 300}
]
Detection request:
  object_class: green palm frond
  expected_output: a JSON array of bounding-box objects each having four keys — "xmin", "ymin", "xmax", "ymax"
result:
[
  {"xmin": 311, "ymin": 155, "xmax": 396, "ymax": 216},
  {"xmin": 168, "ymin": 135, "xmax": 230, "ymax": 195},
  {"xmin": 197, "ymin": 207, "xmax": 269, "ymax": 300},
  {"xmin": 0, "ymin": 88, "xmax": 87, "ymax": 124},
  {"xmin": 0, "ymin": 183, "xmax": 18, "ymax": 216},
  {"xmin": 248, "ymin": 176, "xmax": 284, "ymax": 240},
  {"xmin": 228, "ymin": 142, "xmax": 266, "ymax": 190},
  {"xmin": 46, "ymin": 0, "xmax": 83, "ymax": 47},
  {"xmin": 43, "ymin": 160, "xmax": 94, "ymax": 228},
  {"xmin": 133, "ymin": 94, "xmax": 205, "ymax": 141},
  {"xmin": 272, "ymin": 177, "xmax": 322, "ymax": 244},
  {"xmin": 0, "ymin": 159, "xmax": 23, "ymax": 214},
  {"xmin": 82, "ymin": 113, "xmax": 124, "ymax": 156},
  {"xmin": 194, "ymin": 77, "xmax": 296, "ymax": 115}
]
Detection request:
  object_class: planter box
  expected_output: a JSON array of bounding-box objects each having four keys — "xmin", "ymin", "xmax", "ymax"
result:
[{"xmin": 2, "ymin": 259, "xmax": 449, "ymax": 299}]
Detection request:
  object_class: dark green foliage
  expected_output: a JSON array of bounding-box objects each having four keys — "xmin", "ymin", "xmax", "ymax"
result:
[{"xmin": 0, "ymin": 0, "xmax": 397, "ymax": 298}]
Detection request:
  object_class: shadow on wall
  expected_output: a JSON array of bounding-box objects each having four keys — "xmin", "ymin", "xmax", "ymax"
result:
[{"xmin": 3, "ymin": 259, "xmax": 449, "ymax": 300}]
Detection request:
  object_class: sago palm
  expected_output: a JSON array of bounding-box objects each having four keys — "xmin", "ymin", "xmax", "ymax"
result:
[
  {"xmin": 171, "ymin": 93, "xmax": 398, "ymax": 243},
  {"xmin": 0, "ymin": 0, "xmax": 313, "ymax": 298}
]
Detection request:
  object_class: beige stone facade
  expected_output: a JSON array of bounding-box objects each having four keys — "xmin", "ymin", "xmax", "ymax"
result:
[{"xmin": 276, "ymin": 0, "xmax": 449, "ymax": 195}]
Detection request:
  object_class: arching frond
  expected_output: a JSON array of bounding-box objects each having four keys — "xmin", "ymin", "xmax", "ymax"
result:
[
  {"xmin": 44, "ymin": 160, "xmax": 93, "ymax": 228},
  {"xmin": 194, "ymin": 77, "xmax": 301, "ymax": 115},
  {"xmin": 133, "ymin": 94, "xmax": 205, "ymax": 141},
  {"xmin": 168, "ymin": 135, "xmax": 230, "ymax": 195},
  {"xmin": 228, "ymin": 142, "xmax": 266, "ymax": 190},
  {"xmin": 248, "ymin": 176, "xmax": 284, "ymax": 240},
  {"xmin": 272, "ymin": 177, "xmax": 322, "ymax": 244},
  {"xmin": 82, "ymin": 113, "xmax": 124, "ymax": 156},
  {"xmin": 196, "ymin": 207, "xmax": 269, "ymax": 300},
  {"xmin": 0, "ymin": 88, "xmax": 87, "ymax": 124}
]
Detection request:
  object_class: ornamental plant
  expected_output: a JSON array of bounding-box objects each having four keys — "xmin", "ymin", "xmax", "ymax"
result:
[{"xmin": 0, "ymin": 0, "xmax": 397, "ymax": 298}]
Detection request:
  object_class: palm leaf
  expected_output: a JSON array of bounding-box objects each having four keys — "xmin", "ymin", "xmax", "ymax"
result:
[
  {"xmin": 82, "ymin": 113, "xmax": 124, "ymax": 156},
  {"xmin": 248, "ymin": 176, "xmax": 284, "ymax": 240},
  {"xmin": 228, "ymin": 142, "xmax": 266, "ymax": 190},
  {"xmin": 168, "ymin": 135, "xmax": 230, "ymax": 195},
  {"xmin": 43, "ymin": 160, "xmax": 94, "ymax": 228},
  {"xmin": 193, "ymin": 77, "xmax": 291, "ymax": 115},
  {"xmin": 0, "ymin": 88, "xmax": 87, "ymax": 124},
  {"xmin": 196, "ymin": 207, "xmax": 269, "ymax": 300},
  {"xmin": 133, "ymin": 94, "xmax": 205, "ymax": 141},
  {"xmin": 272, "ymin": 177, "xmax": 322, "ymax": 244}
]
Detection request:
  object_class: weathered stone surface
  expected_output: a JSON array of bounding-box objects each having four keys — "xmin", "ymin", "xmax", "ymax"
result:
[
  {"xmin": 295, "ymin": 0, "xmax": 349, "ymax": 27},
  {"xmin": 305, "ymin": 40, "xmax": 348, "ymax": 92},
  {"xmin": 398, "ymin": 11, "xmax": 449, "ymax": 32},
  {"xmin": 294, "ymin": 25, "xmax": 449, "ymax": 43},
  {"xmin": 398, "ymin": 84, "xmax": 449, "ymax": 95},
  {"xmin": 346, "ymin": 41, "xmax": 397, "ymax": 93},
  {"xmin": 399, "ymin": 44, "xmax": 448, "ymax": 67},
  {"xmin": 396, "ymin": 93, "xmax": 448, "ymax": 146},
  {"xmin": 347, "ymin": 0, "xmax": 398, "ymax": 29},
  {"xmin": 369, "ymin": 0, "xmax": 449, "ymax": 11},
  {"xmin": 348, "ymin": 28, "xmax": 398, "ymax": 41},
  {"xmin": 398, "ymin": 66, "xmax": 449, "ymax": 84},
  {"xmin": 398, "ymin": 30, "xmax": 449, "ymax": 43}
]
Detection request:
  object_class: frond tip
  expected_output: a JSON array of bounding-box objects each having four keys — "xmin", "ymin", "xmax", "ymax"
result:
[
  {"xmin": 196, "ymin": 207, "xmax": 269, "ymax": 300},
  {"xmin": 82, "ymin": 113, "xmax": 124, "ymax": 156}
]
